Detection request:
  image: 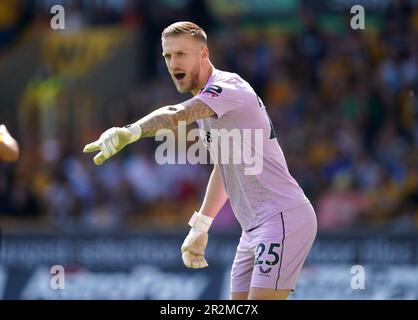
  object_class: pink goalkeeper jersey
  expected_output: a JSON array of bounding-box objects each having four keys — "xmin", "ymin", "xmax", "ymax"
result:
[{"xmin": 196, "ymin": 67, "xmax": 310, "ymax": 232}]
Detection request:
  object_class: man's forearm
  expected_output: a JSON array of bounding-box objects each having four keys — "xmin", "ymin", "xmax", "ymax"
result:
[
  {"xmin": 130, "ymin": 98, "xmax": 215, "ymax": 138},
  {"xmin": 198, "ymin": 165, "xmax": 229, "ymax": 219},
  {"xmin": 83, "ymin": 98, "xmax": 214, "ymax": 166},
  {"xmin": 132, "ymin": 106, "xmax": 179, "ymax": 138}
]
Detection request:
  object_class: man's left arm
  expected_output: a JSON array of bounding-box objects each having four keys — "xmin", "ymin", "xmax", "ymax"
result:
[{"xmin": 181, "ymin": 164, "xmax": 228, "ymax": 268}]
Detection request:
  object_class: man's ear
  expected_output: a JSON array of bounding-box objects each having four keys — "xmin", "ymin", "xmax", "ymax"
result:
[{"xmin": 201, "ymin": 46, "xmax": 209, "ymax": 60}]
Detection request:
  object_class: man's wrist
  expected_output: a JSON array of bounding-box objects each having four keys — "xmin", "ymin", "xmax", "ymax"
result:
[{"xmin": 188, "ymin": 211, "xmax": 214, "ymax": 233}]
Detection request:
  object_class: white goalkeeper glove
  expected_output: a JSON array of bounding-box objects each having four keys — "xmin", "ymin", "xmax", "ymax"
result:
[
  {"xmin": 83, "ymin": 124, "xmax": 142, "ymax": 165},
  {"xmin": 181, "ymin": 212, "xmax": 214, "ymax": 269}
]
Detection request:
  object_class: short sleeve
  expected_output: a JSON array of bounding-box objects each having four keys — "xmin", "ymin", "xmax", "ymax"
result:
[{"xmin": 196, "ymin": 82, "xmax": 243, "ymax": 119}]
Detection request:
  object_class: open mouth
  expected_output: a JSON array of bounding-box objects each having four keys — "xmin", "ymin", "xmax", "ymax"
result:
[{"xmin": 174, "ymin": 73, "xmax": 186, "ymax": 80}]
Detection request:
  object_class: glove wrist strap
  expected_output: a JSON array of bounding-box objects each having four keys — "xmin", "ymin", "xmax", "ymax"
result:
[
  {"xmin": 188, "ymin": 211, "xmax": 213, "ymax": 233},
  {"xmin": 124, "ymin": 124, "xmax": 142, "ymax": 143}
]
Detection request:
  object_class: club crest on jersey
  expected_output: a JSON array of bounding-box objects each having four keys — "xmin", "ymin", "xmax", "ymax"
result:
[{"xmin": 201, "ymin": 85, "xmax": 222, "ymax": 97}]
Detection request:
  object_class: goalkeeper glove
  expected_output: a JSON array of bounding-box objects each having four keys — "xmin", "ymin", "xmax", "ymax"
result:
[
  {"xmin": 181, "ymin": 211, "xmax": 214, "ymax": 269},
  {"xmin": 83, "ymin": 124, "xmax": 142, "ymax": 165}
]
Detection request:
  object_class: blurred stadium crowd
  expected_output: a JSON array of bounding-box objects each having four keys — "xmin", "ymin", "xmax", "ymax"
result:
[{"xmin": 0, "ymin": 0, "xmax": 417, "ymax": 233}]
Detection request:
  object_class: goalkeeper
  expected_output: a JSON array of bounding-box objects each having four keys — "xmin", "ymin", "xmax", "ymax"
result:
[{"xmin": 84, "ymin": 22, "xmax": 317, "ymax": 300}]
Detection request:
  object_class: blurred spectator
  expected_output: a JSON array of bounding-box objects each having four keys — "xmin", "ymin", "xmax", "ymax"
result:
[{"xmin": 0, "ymin": 0, "xmax": 21, "ymax": 49}]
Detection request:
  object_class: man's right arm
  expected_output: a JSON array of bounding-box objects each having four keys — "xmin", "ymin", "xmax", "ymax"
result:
[
  {"xmin": 83, "ymin": 97, "xmax": 215, "ymax": 165},
  {"xmin": 136, "ymin": 97, "xmax": 215, "ymax": 138}
]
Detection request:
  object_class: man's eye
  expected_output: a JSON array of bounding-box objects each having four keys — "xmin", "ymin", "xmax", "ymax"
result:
[{"xmin": 178, "ymin": 52, "xmax": 185, "ymax": 57}]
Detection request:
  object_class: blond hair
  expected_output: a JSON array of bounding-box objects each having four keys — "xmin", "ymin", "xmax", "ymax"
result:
[{"xmin": 162, "ymin": 21, "xmax": 207, "ymax": 45}]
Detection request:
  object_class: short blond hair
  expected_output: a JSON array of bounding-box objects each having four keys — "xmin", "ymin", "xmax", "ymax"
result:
[{"xmin": 162, "ymin": 21, "xmax": 207, "ymax": 45}]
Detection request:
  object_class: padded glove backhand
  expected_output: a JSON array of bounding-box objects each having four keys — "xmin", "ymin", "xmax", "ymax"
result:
[
  {"xmin": 181, "ymin": 228, "xmax": 209, "ymax": 269},
  {"xmin": 83, "ymin": 125, "xmax": 141, "ymax": 165}
]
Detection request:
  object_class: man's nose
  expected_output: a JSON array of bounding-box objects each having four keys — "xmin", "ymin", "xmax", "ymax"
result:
[{"xmin": 169, "ymin": 57, "xmax": 180, "ymax": 70}]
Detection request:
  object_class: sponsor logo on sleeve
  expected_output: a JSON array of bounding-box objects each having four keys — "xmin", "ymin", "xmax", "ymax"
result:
[{"xmin": 201, "ymin": 85, "xmax": 223, "ymax": 97}]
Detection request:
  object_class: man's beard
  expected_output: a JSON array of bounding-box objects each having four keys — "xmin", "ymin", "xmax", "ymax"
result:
[{"xmin": 175, "ymin": 65, "xmax": 200, "ymax": 93}]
